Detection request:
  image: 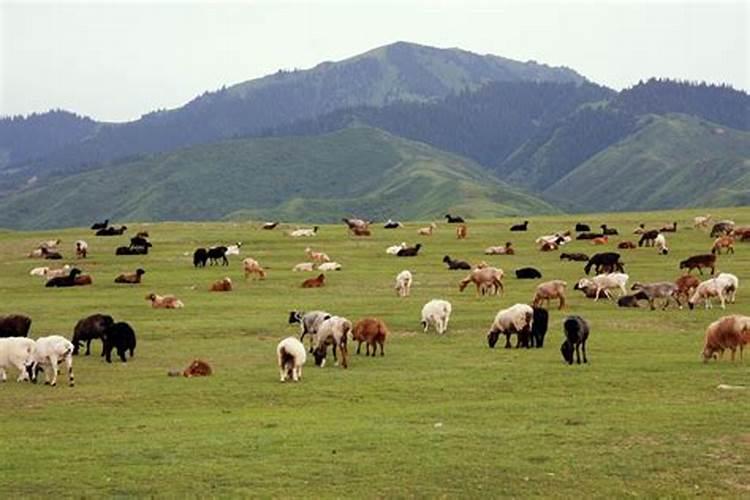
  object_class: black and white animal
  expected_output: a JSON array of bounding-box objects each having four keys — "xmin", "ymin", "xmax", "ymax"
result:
[
  {"xmin": 207, "ymin": 246, "xmax": 229, "ymax": 266},
  {"xmin": 116, "ymin": 241, "xmax": 152, "ymax": 255},
  {"xmin": 45, "ymin": 268, "xmax": 82, "ymax": 288},
  {"xmin": 102, "ymin": 322, "xmax": 137, "ymax": 363},
  {"xmin": 0, "ymin": 314, "xmax": 32, "ymax": 338},
  {"xmin": 575, "ymin": 223, "xmax": 591, "ymax": 232},
  {"xmin": 515, "ymin": 267, "xmax": 542, "ymax": 279},
  {"xmin": 288, "ymin": 310, "xmax": 332, "ymax": 352},
  {"xmin": 397, "ymin": 243, "xmax": 422, "ymax": 257},
  {"xmin": 96, "ymin": 226, "xmax": 127, "ymax": 236},
  {"xmin": 600, "ymin": 224, "xmax": 618, "ymax": 235},
  {"xmin": 444, "ymin": 214, "xmax": 464, "ymax": 223},
  {"xmin": 442, "ymin": 255, "xmax": 471, "ymax": 270},
  {"xmin": 71, "ymin": 313, "xmax": 115, "ymax": 355},
  {"xmin": 510, "ymin": 220, "xmax": 529, "ymax": 231},
  {"xmin": 90, "ymin": 219, "xmax": 109, "ymax": 230},
  {"xmin": 383, "ymin": 219, "xmax": 403, "ymax": 229},
  {"xmin": 584, "ymin": 252, "xmax": 624, "ymax": 275},
  {"xmin": 561, "ymin": 316, "xmax": 589, "ymax": 365},
  {"xmin": 28, "ymin": 335, "xmax": 75, "ymax": 386},
  {"xmin": 638, "ymin": 230, "xmax": 660, "ymax": 247}
]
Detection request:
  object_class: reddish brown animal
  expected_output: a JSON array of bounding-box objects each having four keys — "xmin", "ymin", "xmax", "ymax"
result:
[
  {"xmin": 456, "ymin": 224, "xmax": 467, "ymax": 240},
  {"xmin": 701, "ymin": 315, "xmax": 750, "ymax": 362},
  {"xmin": 674, "ymin": 275, "xmax": 701, "ymax": 307},
  {"xmin": 711, "ymin": 236, "xmax": 735, "ymax": 255},
  {"xmin": 302, "ymin": 274, "xmax": 326, "ymax": 288},
  {"xmin": 617, "ymin": 241, "xmax": 636, "ymax": 249},
  {"xmin": 210, "ymin": 277, "xmax": 233, "ymax": 292},
  {"xmin": 73, "ymin": 274, "xmax": 93, "ymax": 286},
  {"xmin": 168, "ymin": 359, "xmax": 213, "ymax": 377},
  {"xmin": 351, "ymin": 317, "xmax": 389, "ymax": 356},
  {"xmin": 679, "ymin": 254, "xmax": 716, "ymax": 275}
]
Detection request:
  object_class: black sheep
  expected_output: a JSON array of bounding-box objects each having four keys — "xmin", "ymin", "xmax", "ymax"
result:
[
  {"xmin": 102, "ymin": 322, "xmax": 137, "ymax": 363},
  {"xmin": 515, "ymin": 267, "xmax": 542, "ymax": 279},
  {"xmin": 560, "ymin": 252, "xmax": 590, "ymax": 262},
  {"xmin": 207, "ymin": 246, "xmax": 229, "ymax": 266},
  {"xmin": 575, "ymin": 223, "xmax": 590, "ymax": 232},
  {"xmin": 617, "ymin": 292, "xmax": 648, "ymax": 308},
  {"xmin": 383, "ymin": 219, "xmax": 402, "ymax": 229},
  {"xmin": 116, "ymin": 243, "xmax": 151, "ymax": 255},
  {"xmin": 530, "ymin": 307, "xmax": 549, "ymax": 348},
  {"xmin": 96, "ymin": 226, "xmax": 127, "ymax": 236},
  {"xmin": 0, "ymin": 314, "xmax": 32, "ymax": 338},
  {"xmin": 510, "ymin": 220, "xmax": 529, "ymax": 231},
  {"xmin": 397, "ymin": 243, "xmax": 422, "ymax": 257},
  {"xmin": 584, "ymin": 253, "xmax": 624, "ymax": 275},
  {"xmin": 576, "ymin": 232, "xmax": 604, "ymax": 240},
  {"xmin": 442, "ymin": 255, "xmax": 471, "ymax": 270},
  {"xmin": 561, "ymin": 316, "xmax": 589, "ymax": 365},
  {"xmin": 600, "ymin": 224, "xmax": 619, "ymax": 236},
  {"xmin": 193, "ymin": 248, "xmax": 209, "ymax": 267},
  {"xmin": 41, "ymin": 248, "xmax": 63, "ymax": 260},
  {"xmin": 45, "ymin": 268, "xmax": 82, "ymax": 288},
  {"xmin": 90, "ymin": 219, "xmax": 109, "ymax": 230},
  {"xmin": 72, "ymin": 313, "xmax": 115, "ymax": 355},
  {"xmin": 444, "ymin": 214, "xmax": 465, "ymax": 224}
]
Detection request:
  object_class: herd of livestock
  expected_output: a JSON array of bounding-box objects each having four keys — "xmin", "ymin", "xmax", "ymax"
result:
[{"xmin": 1, "ymin": 213, "xmax": 748, "ymax": 387}]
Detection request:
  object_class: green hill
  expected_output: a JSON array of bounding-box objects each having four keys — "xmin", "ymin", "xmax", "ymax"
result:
[
  {"xmin": 0, "ymin": 127, "xmax": 557, "ymax": 229},
  {"xmin": 543, "ymin": 114, "xmax": 750, "ymax": 211}
]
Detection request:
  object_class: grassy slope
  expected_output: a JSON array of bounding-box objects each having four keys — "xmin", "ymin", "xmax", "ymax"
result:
[
  {"xmin": 0, "ymin": 127, "xmax": 555, "ymax": 230},
  {"xmin": 0, "ymin": 208, "xmax": 748, "ymax": 496},
  {"xmin": 544, "ymin": 114, "xmax": 750, "ymax": 211}
]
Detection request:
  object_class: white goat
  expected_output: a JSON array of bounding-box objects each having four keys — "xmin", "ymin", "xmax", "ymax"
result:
[
  {"xmin": 0, "ymin": 337, "xmax": 35, "ymax": 382},
  {"xmin": 576, "ymin": 273, "xmax": 629, "ymax": 301},
  {"xmin": 421, "ymin": 299, "xmax": 452, "ymax": 334},
  {"xmin": 395, "ymin": 270, "xmax": 413, "ymax": 297},
  {"xmin": 29, "ymin": 335, "xmax": 75, "ymax": 387},
  {"xmin": 386, "ymin": 242, "xmax": 407, "ymax": 255},
  {"xmin": 276, "ymin": 337, "xmax": 306, "ymax": 382}
]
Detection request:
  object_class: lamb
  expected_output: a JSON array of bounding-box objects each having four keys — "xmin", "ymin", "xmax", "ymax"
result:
[
  {"xmin": 674, "ymin": 275, "xmax": 701, "ymax": 307},
  {"xmin": 654, "ymin": 233, "xmax": 669, "ymax": 255},
  {"xmin": 352, "ymin": 318, "xmax": 389, "ymax": 356},
  {"xmin": 292, "ymin": 262, "xmax": 315, "ymax": 272},
  {"xmin": 561, "ymin": 316, "xmax": 590, "ymax": 365},
  {"xmin": 584, "ymin": 252, "xmax": 624, "ymax": 275},
  {"xmin": 242, "ymin": 258, "xmax": 267, "ymax": 279},
  {"xmin": 95, "ymin": 225, "xmax": 127, "ymax": 236},
  {"xmin": 679, "ymin": 254, "xmax": 716, "ymax": 275},
  {"xmin": 485, "ymin": 242, "xmax": 514, "ymax": 255},
  {"xmin": 397, "ymin": 243, "xmax": 422, "ymax": 257},
  {"xmin": 600, "ymin": 224, "xmax": 618, "ymax": 235},
  {"xmin": 146, "ymin": 293, "xmax": 184, "ymax": 309},
  {"xmin": 290, "ymin": 226, "xmax": 319, "ymax": 237},
  {"xmin": 386, "ymin": 242, "xmax": 407, "ymax": 255},
  {"xmin": 45, "ymin": 268, "xmax": 83, "ymax": 288},
  {"xmin": 486, "ymin": 303, "xmax": 533, "ymax": 349},
  {"xmin": 532, "ymin": 280, "xmax": 567, "ymax": 310},
  {"xmin": 421, "ymin": 299, "xmax": 452, "ymax": 335},
  {"xmin": 688, "ymin": 273, "xmax": 739, "ymax": 310},
  {"xmin": 417, "ymin": 222, "xmax": 437, "ymax": 236},
  {"xmin": 539, "ymin": 240, "xmax": 559, "ymax": 252},
  {"xmin": 262, "ymin": 221, "xmax": 280, "ymax": 230},
  {"xmin": 288, "ymin": 310, "xmax": 331, "ymax": 352},
  {"xmin": 129, "ymin": 235, "xmax": 151, "ymax": 249},
  {"xmin": 225, "ymin": 242, "xmax": 242, "ymax": 256},
  {"xmin": 711, "ymin": 236, "xmax": 735, "ymax": 255},
  {"xmin": 443, "ymin": 255, "xmax": 471, "ymax": 270},
  {"xmin": 0, "ymin": 314, "xmax": 32, "ymax": 338},
  {"xmin": 350, "ymin": 226, "xmax": 371, "ymax": 236},
  {"xmin": 193, "ymin": 248, "xmax": 209, "ymax": 267},
  {"xmin": 28, "ymin": 335, "xmax": 75, "ymax": 386},
  {"xmin": 515, "ymin": 267, "xmax": 542, "ymax": 279},
  {"xmin": 510, "ymin": 220, "xmax": 529, "ymax": 231},
  {"xmin": 693, "ymin": 215, "xmax": 712, "ymax": 229},
  {"xmin": 29, "ymin": 266, "xmax": 50, "ymax": 277},
  {"xmin": 459, "ymin": 266, "xmax": 504, "ymax": 296},
  {"xmin": 75, "ymin": 240, "xmax": 88, "ymax": 258},
  {"xmin": 114, "ymin": 268, "xmax": 146, "ymax": 284},
  {"xmin": 305, "ymin": 247, "xmax": 330, "ymax": 263},
  {"xmin": 560, "ymin": 252, "xmax": 589, "ymax": 262},
  {"xmin": 71, "ymin": 313, "xmax": 114, "ymax": 355},
  {"xmin": 210, "ymin": 277, "xmax": 233, "ymax": 292},
  {"xmin": 383, "ymin": 219, "xmax": 403, "ymax": 229},
  {"xmin": 732, "ymin": 227, "xmax": 750, "ymax": 241},
  {"xmin": 632, "ymin": 223, "xmax": 647, "ymax": 234},
  {"xmin": 90, "ymin": 219, "xmax": 109, "ymax": 230},
  {"xmin": 40, "ymin": 239, "xmax": 61, "ymax": 250},
  {"xmin": 168, "ymin": 359, "xmax": 213, "ymax": 378},
  {"xmin": 312, "ymin": 316, "xmax": 351, "ymax": 368},
  {"xmin": 342, "ymin": 218, "xmax": 370, "ymax": 232},
  {"xmin": 317, "ymin": 262, "xmax": 342, "ymax": 271},
  {"xmin": 575, "ymin": 223, "xmax": 591, "ymax": 232},
  {"xmin": 536, "ymin": 231, "xmax": 570, "ymax": 246},
  {"xmin": 277, "ymin": 337, "xmax": 306, "ymax": 382},
  {"xmin": 701, "ymin": 315, "xmax": 750, "ymax": 362},
  {"xmin": 395, "ymin": 270, "xmax": 413, "ymax": 297},
  {"xmin": 302, "ymin": 274, "xmax": 326, "ymax": 288},
  {"xmin": 445, "ymin": 214, "xmax": 465, "ymax": 223},
  {"xmin": 102, "ymin": 322, "xmax": 137, "ymax": 363},
  {"xmin": 207, "ymin": 246, "xmax": 229, "ymax": 266},
  {"xmin": 630, "ymin": 282, "xmax": 679, "ymax": 310},
  {"xmin": 0, "ymin": 337, "xmax": 36, "ymax": 382},
  {"xmin": 456, "ymin": 224, "xmax": 468, "ymax": 239},
  {"xmin": 574, "ymin": 273, "xmax": 629, "ymax": 302}
]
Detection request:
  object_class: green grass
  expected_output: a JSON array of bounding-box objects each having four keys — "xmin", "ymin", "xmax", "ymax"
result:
[{"xmin": 0, "ymin": 207, "xmax": 749, "ymax": 497}]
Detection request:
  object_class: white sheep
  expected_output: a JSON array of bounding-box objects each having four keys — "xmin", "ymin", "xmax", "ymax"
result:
[
  {"xmin": 486, "ymin": 303, "xmax": 534, "ymax": 348},
  {"xmin": 44, "ymin": 265, "xmax": 72, "ymax": 280},
  {"xmin": 29, "ymin": 266, "xmax": 50, "ymax": 277},
  {"xmin": 395, "ymin": 270, "xmax": 413, "ymax": 297},
  {"xmin": 575, "ymin": 273, "xmax": 629, "ymax": 301},
  {"xmin": 305, "ymin": 247, "xmax": 330, "ymax": 263},
  {"xmin": 693, "ymin": 214, "xmax": 712, "ymax": 229},
  {"xmin": 421, "ymin": 299, "xmax": 452, "ymax": 334},
  {"xmin": 317, "ymin": 262, "xmax": 342, "ymax": 271},
  {"xmin": 29, "ymin": 335, "xmax": 75, "ymax": 387},
  {"xmin": 0, "ymin": 337, "xmax": 35, "ymax": 382},
  {"xmin": 290, "ymin": 310, "xmax": 332, "ymax": 352},
  {"xmin": 75, "ymin": 240, "xmax": 88, "ymax": 258},
  {"xmin": 654, "ymin": 233, "xmax": 669, "ymax": 255},
  {"xmin": 386, "ymin": 242, "xmax": 407, "ymax": 255},
  {"xmin": 689, "ymin": 273, "xmax": 739, "ymax": 310},
  {"xmin": 290, "ymin": 227, "xmax": 318, "ymax": 237},
  {"xmin": 276, "ymin": 337, "xmax": 306, "ymax": 382},
  {"xmin": 312, "ymin": 316, "xmax": 352, "ymax": 368},
  {"xmin": 417, "ymin": 222, "xmax": 437, "ymax": 236},
  {"xmin": 292, "ymin": 262, "xmax": 315, "ymax": 272},
  {"xmin": 225, "ymin": 242, "xmax": 242, "ymax": 256}
]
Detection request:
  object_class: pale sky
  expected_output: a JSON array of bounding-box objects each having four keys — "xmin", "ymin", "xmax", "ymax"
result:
[{"xmin": 1, "ymin": 0, "xmax": 747, "ymax": 122}]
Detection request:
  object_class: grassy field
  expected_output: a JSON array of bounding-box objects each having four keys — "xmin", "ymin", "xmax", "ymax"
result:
[{"xmin": 0, "ymin": 208, "xmax": 748, "ymax": 497}]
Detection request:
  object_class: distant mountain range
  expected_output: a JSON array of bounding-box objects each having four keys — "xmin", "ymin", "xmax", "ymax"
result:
[{"xmin": 0, "ymin": 41, "xmax": 747, "ymax": 229}]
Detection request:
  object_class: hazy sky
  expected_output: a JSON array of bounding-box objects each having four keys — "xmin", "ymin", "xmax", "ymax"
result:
[{"xmin": 1, "ymin": 0, "xmax": 747, "ymax": 122}]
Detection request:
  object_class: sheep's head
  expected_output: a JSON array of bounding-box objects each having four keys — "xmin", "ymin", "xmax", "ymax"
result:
[
  {"xmin": 136, "ymin": 268, "xmax": 146, "ymax": 276},
  {"xmin": 487, "ymin": 329, "xmax": 501, "ymax": 348},
  {"xmin": 574, "ymin": 278, "xmax": 592, "ymax": 291},
  {"xmin": 313, "ymin": 346, "xmax": 327, "ymax": 367},
  {"xmin": 630, "ymin": 282, "xmax": 642, "ymax": 291},
  {"xmin": 560, "ymin": 341, "xmax": 574, "ymax": 364},
  {"xmin": 145, "ymin": 293, "xmax": 156, "ymax": 302}
]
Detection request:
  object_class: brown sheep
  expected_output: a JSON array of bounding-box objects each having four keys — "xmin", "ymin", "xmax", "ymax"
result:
[
  {"xmin": 146, "ymin": 293, "xmax": 184, "ymax": 309},
  {"xmin": 73, "ymin": 274, "xmax": 93, "ymax": 286},
  {"xmin": 352, "ymin": 318, "xmax": 389, "ymax": 356},
  {"xmin": 417, "ymin": 222, "xmax": 437, "ymax": 236},
  {"xmin": 674, "ymin": 275, "xmax": 701, "ymax": 307},
  {"xmin": 459, "ymin": 267, "xmax": 504, "ymax": 296},
  {"xmin": 456, "ymin": 224, "xmax": 467, "ymax": 240},
  {"xmin": 539, "ymin": 241, "xmax": 558, "ymax": 252},
  {"xmin": 485, "ymin": 242, "xmax": 514, "ymax": 255},
  {"xmin": 679, "ymin": 254, "xmax": 716, "ymax": 275},
  {"xmin": 302, "ymin": 274, "xmax": 326, "ymax": 288},
  {"xmin": 242, "ymin": 258, "xmax": 267, "ymax": 280},
  {"xmin": 114, "ymin": 268, "xmax": 145, "ymax": 284},
  {"xmin": 701, "ymin": 315, "xmax": 750, "ymax": 362},
  {"xmin": 350, "ymin": 226, "xmax": 371, "ymax": 237},
  {"xmin": 532, "ymin": 280, "xmax": 567, "ymax": 310},
  {"xmin": 169, "ymin": 359, "xmax": 213, "ymax": 377},
  {"xmin": 305, "ymin": 247, "xmax": 330, "ymax": 263},
  {"xmin": 711, "ymin": 236, "xmax": 735, "ymax": 255},
  {"xmin": 591, "ymin": 236, "xmax": 609, "ymax": 245},
  {"xmin": 618, "ymin": 241, "xmax": 637, "ymax": 249},
  {"xmin": 210, "ymin": 277, "xmax": 233, "ymax": 292}
]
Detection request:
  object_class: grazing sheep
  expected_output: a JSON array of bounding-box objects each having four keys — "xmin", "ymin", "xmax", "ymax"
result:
[
  {"xmin": 114, "ymin": 268, "xmax": 146, "ymax": 284},
  {"xmin": 654, "ymin": 233, "xmax": 669, "ymax": 255},
  {"xmin": 638, "ymin": 230, "xmax": 660, "ymax": 247},
  {"xmin": 688, "ymin": 273, "xmax": 739, "ymax": 310},
  {"xmin": 0, "ymin": 337, "xmax": 35, "ymax": 382},
  {"xmin": 515, "ymin": 267, "xmax": 542, "ymax": 279},
  {"xmin": 591, "ymin": 236, "xmax": 609, "ymax": 245},
  {"xmin": 561, "ymin": 316, "xmax": 590, "ymax": 365},
  {"xmin": 317, "ymin": 262, "xmax": 342, "ymax": 271},
  {"xmin": 487, "ymin": 303, "xmax": 533, "ymax": 349},
  {"xmin": 485, "ymin": 242, "xmax": 514, "ymax": 255},
  {"xmin": 386, "ymin": 242, "xmax": 407, "ymax": 255},
  {"xmin": 397, "ymin": 243, "xmax": 422, "ymax": 257},
  {"xmin": 210, "ymin": 277, "xmax": 233, "ymax": 292},
  {"xmin": 674, "ymin": 275, "xmax": 701, "ymax": 308},
  {"xmin": 510, "ymin": 220, "xmax": 529, "ymax": 231},
  {"xmin": 421, "ymin": 299, "xmax": 452, "ymax": 335},
  {"xmin": 193, "ymin": 248, "xmax": 209, "ymax": 267},
  {"xmin": 290, "ymin": 226, "xmax": 319, "ymax": 237},
  {"xmin": 532, "ymin": 280, "xmax": 567, "ymax": 310},
  {"xmin": 207, "ymin": 246, "xmax": 229, "ymax": 266},
  {"xmin": 168, "ymin": 359, "xmax": 213, "ymax": 378},
  {"xmin": 443, "ymin": 255, "xmax": 471, "ymax": 270},
  {"xmin": 301, "ymin": 274, "xmax": 326, "ymax": 288},
  {"xmin": 701, "ymin": 315, "xmax": 750, "ymax": 362},
  {"xmin": 277, "ymin": 337, "xmax": 306, "ymax": 382},
  {"xmin": 710, "ymin": 220, "xmax": 735, "ymax": 238},
  {"xmin": 342, "ymin": 218, "xmax": 370, "ymax": 231},
  {"xmin": 352, "ymin": 318, "xmax": 389, "ymax": 356},
  {"xmin": 560, "ymin": 252, "xmax": 589, "ymax": 262},
  {"xmin": 600, "ymin": 224, "xmax": 618, "ymax": 235},
  {"xmin": 45, "ymin": 268, "xmax": 83, "ymax": 288},
  {"xmin": 584, "ymin": 253, "xmax": 624, "ymax": 275},
  {"xmin": 575, "ymin": 273, "xmax": 629, "ymax": 301},
  {"xmin": 71, "ymin": 314, "xmax": 114, "ymax": 355},
  {"xmin": 292, "ymin": 262, "xmax": 315, "ymax": 272},
  {"xmin": 262, "ymin": 221, "xmax": 280, "ymax": 230},
  {"xmin": 630, "ymin": 282, "xmax": 679, "ymax": 310},
  {"xmin": 617, "ymin": 241, "xmax": 637, "ymax": 249},
  {"xmin": 312, "ymin": 316, "xmax": 351, "ymax": 368},
  {"xmin": 288, "ymin": 310, "xmax": 331, "ymax": 352},
  {"xmin": 243, "ymin": 258, "xmax": 267, "ymax": 279},
  {"xmin": 456, "ymin": 224, "xmax": 468, "ymax": 239},
  {"xmin": 445, "ymin": 214, "xmax": 465, "ymax": 223},
  {"xmin": 575, "ymin": 223, "xmax": 591, "ymax": 232},
  {"xmin": 102, "ymin": 322, "xmax": 136, "ymax": 363},
  {"xmin": 711, "ymin": 236, "xmax": 735, "ymax": 255},
  {"xmin": 75, "ymin": 240, "xmax": 88, "ymax": 258},
  {"xmin": 395, "ymin": 270, "xmax": 413, "ymax": 297},
  {"xmin": 305, "ymin": 247, "xmax": 330, "ymax": 263},
  {"xmin": 732, "ymin": 227, "xmax": 750, "ymax": 241},
  {"xmin": 459, "ymin": 266, "xmax": 504, "ymax": 296},
  {"xmin": 96, "ymin": 225, "xmax": 127, "ymax": 236},
  {"xmin": 90, "ymin": 219, "xmax": 109, "ymax": 230},
  {"xmin": 679, "ymin": 254, "xmax": 716, "ymax": 275},
  {"xmin": 28, "ymin": 335, "xmax": 75, "ymax": 386},
  {"xmin": 417, "ymin": 222, "xmax": 437, "ymax": 236},
  {"xmin": 0, "ymin": 314, "xmax": 32, "ymax": 338},
  {"xmin": 693, "ymin": 215, "xmax": 712, "ymax": 229},
  {"xmin": 383, "ymin": 219, "xmax": 403, "ymax": 229},
  {"xmin": 146, "ymin": 293, "xmax": 184, "ymax": 309}
]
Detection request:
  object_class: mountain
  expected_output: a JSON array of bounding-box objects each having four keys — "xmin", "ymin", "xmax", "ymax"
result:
[
  {"xmin": 0, "ymin": 41, "xmax": 585, "ymax": 195},
  {"xmin": 543, "ymin": 114, "xmax": 750, "ymax": 211},
  {"xmin": 0, "ymin": 127, "xmax": 557, "ymax": 230}
]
